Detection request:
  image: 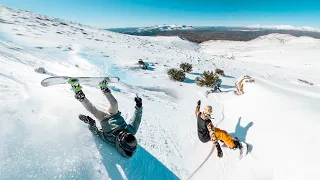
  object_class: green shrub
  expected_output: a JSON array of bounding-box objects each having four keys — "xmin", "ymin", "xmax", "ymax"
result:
[
  {"xmin": 180, "ymin": 62, "xmax": 193, "ymax": 73},
  {"xmin": 167, "ymin": 68, "xmax": 186, "ymax": 82},
  {"xmin": 196, "ymin": 71, "xmax": 219, "ymax": 87},
  {"xmin": 215, "ymin": 69, "xmax": 225, "ymax": 76}
]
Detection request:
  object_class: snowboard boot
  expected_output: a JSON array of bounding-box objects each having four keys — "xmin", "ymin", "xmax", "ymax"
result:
[
  {"xmin": 99, "ymin": 77, "xmax": 111, "ymax": 94},
  {"xmin": 68, "ymin": 78, "xmax": 85, "ymax": 102},
  {"xmin": 232, "ymin": 137, "xmax": 242, "ymax": 150},
  {"xmin": 79, "ymin": 114, "xmax": 95, "ymax": 126}
]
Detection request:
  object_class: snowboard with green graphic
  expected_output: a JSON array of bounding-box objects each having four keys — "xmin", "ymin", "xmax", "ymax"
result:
[{"xmin": 41, "ymin": 76, "xmax": 120, "ymax": 87}]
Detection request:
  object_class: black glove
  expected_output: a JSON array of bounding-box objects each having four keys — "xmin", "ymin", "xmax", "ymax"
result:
[
  {"xmin": 79, "ymin": 114, "xmax": 95, "ymax": 126},
  {"xmin": 135, "ymin": 96, "xmax": 142, "ymax": 108},
  {"xmin": 197, "ymin": 100, "xmax": 201, "ymax": 106},
  {"xmin": 215, "ymin": 143, "xmax": 223, "ymax": 158}
]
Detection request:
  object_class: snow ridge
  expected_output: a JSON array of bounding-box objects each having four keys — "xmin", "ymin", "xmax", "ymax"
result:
[{"xmin": 248, "ymin": 24, "xmax": 320, "ymax": 32}]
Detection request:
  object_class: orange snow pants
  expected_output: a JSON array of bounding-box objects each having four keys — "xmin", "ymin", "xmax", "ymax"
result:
[{"xmin": 214, "ymin": 127, "xmax": 235, "ymax": 148}]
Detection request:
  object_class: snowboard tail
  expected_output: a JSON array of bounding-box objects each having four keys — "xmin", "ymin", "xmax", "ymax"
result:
[
  {"xmin": 239, "ymin": 141, "xmax": 249, "ymax": 159},
  {"xmin": 234, "ymin": 91, "xmax": 243, "ymax": 95},
  {"xmin": 41, "ymin": 76, "xmax": 120, "ymax": 87},
  {"xmin": 219, "ymin": 138, "xmax": 249, "ymax": 160}
]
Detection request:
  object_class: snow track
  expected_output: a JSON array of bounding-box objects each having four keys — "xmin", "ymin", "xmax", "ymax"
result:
[{"xmin": 256, "ymin": 77, "xmax": 320, "ymax": 99}]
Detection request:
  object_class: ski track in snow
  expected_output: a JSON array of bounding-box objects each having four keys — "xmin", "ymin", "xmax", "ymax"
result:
[{"xmin": 1, "ymin": 4, "xmax": 320, "ymax": 180}]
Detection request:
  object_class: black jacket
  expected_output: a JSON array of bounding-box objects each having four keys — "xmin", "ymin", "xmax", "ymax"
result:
[{"xmin": 197, "ymin": 113, "xmax": 212, "ymax": 143}]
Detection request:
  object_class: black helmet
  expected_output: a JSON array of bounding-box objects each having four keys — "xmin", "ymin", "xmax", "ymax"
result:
[{"xmin": 115, "ymin": 130, "xmax": 137, "ymax": 158}]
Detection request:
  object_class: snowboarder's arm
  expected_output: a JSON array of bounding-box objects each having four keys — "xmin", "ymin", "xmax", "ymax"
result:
[
  {"xmin": 195, "ymin": 100, "xmax": 201, "ymax": 117},
  {"xmin": 88, "ymin": 125, "xmax": 110, "ymax": 143},
  {"xmin": 79, "ymin": 115, "xmax": 110, "ymax": 143},
  {"xmin": 195, "ymin": 105, "xmax": 200, "ymax": 117},
  {"xmin": 127, "ymin": 96, "xmax": 143, "ymax": 135},
  {"xmin": 206, "ymin": 122, "xmax": 218, "ymax": 144},
  {"xmin": 128, "ymin": 107, "xmax": 143, "ymax": 135},
  {"xmin": 206, "ymin": 121, "xmax": 223, "ymax": 158}
]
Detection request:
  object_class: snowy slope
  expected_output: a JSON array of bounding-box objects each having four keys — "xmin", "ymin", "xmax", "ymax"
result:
[{"xmin": 1, "ymin": 4, "xmax": 320, "ymax": 180}]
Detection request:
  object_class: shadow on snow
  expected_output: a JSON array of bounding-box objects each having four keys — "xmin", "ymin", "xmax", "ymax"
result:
[
  {"xmin": 190, "ymin": 72, "xmax": 202, "ymax": 76},
  {"xmin": 184, "ymin": 77, "xmax": 196, "ymax": 84},
  {"xmin": 229, "ymin": 117, "xmax": 254, "ymax": 153},
  {"xmin": 221, "ymin": 84, "xmax": 236, "ymax": 89},
  {"xmin": 223, "ymin": 75, "xmax": 235, "ymax": 78},
  {"xmin": 93, "ymin": 137, "xmax": 179, "ymax": 180}
]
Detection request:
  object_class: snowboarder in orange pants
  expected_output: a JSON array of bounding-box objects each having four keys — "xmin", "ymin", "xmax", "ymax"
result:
[
  {"xmin": 195, "ymin": 100, "xmax": 241, "ymax": 158},
  {"xmin": 235, "ymin": 75, "xmax": 252, "ymax": 95}
]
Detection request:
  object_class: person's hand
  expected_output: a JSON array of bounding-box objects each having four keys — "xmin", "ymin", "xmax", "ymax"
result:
[
  {"xmin": 79, "ymin": 114, "xmax": 95, "ymax": 126},
  {"xmin": 135, "ymin": 96, "xmax": 142, "ymax": 108}
]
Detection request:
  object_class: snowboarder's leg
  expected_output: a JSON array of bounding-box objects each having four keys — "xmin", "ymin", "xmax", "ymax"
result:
[
  {"xmin": 99, "ymin": 78, "xmax": 119, "ymax": 115},
  {"xmin": 235, "ymin": 82, "xmax": 244, "ymax": 95},
  {"xmin": 208, "ymin": 89, "xmax": 215, "ymax": 95},
  {"xmin": 214, "ymin": 127, "xmax": 235, "ymax": 148},
  {"xmin": 81, "ymin": 98, "xmax": 108, "ymax": 121},
  {"xmin": 104, "ymin": 93, "xmax": 119, "ymax": 115},
  {"xmin": 235, "ymin": 82, "xmax": 240, "ymax": 94},
  {"xmin": 240, "ymin": 83, "xmax": 244, "ymax": 94},
  {"xmin": 68, "ymin": 78, "xmax": 107, "ymax": 120},
  {"xmin": 205, "ymin": 90, "xmax": 213, "ymax": 97},
  {"xmin": 213, "ymin": 86, "xmax": 218, "ymax": 92}
]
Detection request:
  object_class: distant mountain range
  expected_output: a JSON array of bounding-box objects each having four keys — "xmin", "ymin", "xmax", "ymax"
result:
[
  {"xmin": 137, "ymin": 24, "xmax": 193, "ymax": 32},
  {"xmin": 247, "ymin": 25, "xmax": 320, "ymax": 32},
  {"xmin": 108, "ymin": 24, "xmax": 193, "ymax": 34},
  {"xmin": 107, "ymin": 25, "xmax": 320, "ymax": 43}
]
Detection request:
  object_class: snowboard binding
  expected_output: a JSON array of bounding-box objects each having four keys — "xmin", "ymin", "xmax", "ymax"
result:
[
  {"xmin": 99, "ymin": 77, "xmax": 111, "ymax": 94},
  {"xmin": 233, "ymin": 137, "xmax": 249, "ymax": 159},
  {"xmin": 68, "ymin": 78, "xmax": 85, "ymax": 102},
  {"xmin": 68, "ymin": 78, "xmax": 82, "ymax": 92},
  {"xmin": 233, "ymin": 137, "xmax": 242, "ymax": 150}
]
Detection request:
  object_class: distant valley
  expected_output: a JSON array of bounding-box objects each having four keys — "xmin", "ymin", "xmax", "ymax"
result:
[{"xmin": 108, "ymin": 25, "xmax": 320, "ymax": 43}]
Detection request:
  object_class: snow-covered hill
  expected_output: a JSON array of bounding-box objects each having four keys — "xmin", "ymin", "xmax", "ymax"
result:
[
  {"xmin": 248, "ymin": 24, "xmax": 320, "ymax": 32},
  {"xmin": 1, "ymin": 4, "xmax": 320, "ymax": 180}
]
